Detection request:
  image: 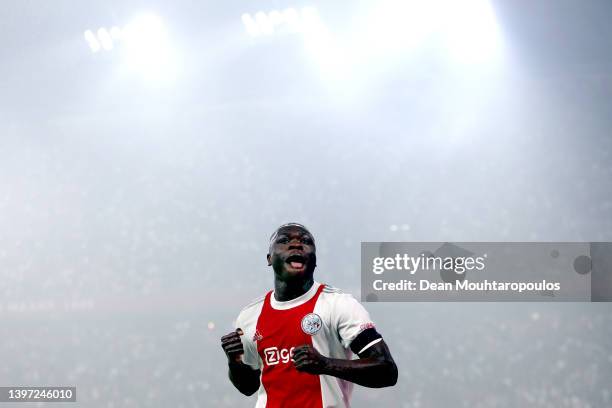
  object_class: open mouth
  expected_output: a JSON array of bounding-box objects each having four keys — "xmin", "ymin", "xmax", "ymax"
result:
[{"xmin": 285, "ymin": 254, "xmax": 307, "ymax": 270}]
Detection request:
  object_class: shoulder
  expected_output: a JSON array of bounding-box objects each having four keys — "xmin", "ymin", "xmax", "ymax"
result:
[
  {"xmin": 240, "ymin": 293, "xmax": 267, "ymax": 312},
  {"xmin": 320, "ymin": 284, "xmax": 360, "ymax": 303},
  {"xmin": 236, "ymin": 293, "xmax": 267, "ymax": 326},
  {"xmin": 319, "ymin": 284, "xmax": 367, "ymax": 313},
  {"xmin": 319, "ymin": 284, "xmax": 374, "ymax": 330},
  {"xmin": 321, "ymin": 284, "xmax": 344, "ymax": 295}
]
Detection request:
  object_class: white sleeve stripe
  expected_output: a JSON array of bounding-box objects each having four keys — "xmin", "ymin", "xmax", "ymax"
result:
[{"xmin": 357, "ymin": 338, "xmax": 383, "ymax": 354}]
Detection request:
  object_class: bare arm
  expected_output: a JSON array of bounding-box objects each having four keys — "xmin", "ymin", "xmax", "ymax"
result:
[
  {"xmin": 292, "ymin": 339, "xmax": 398, "ymax": 388},
  {"xmin": 221, "ymin": 329, "xmax": 261, "ymax": 396}
]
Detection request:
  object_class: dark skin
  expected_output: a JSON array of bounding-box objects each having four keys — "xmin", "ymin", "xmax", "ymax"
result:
[{"xmin": 220, "ymin": 226, "xmax": 398, "ymax": 396}]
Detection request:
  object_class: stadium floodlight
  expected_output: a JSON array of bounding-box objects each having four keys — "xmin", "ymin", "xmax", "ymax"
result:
[
  {"xmin": 255, "ymin": 11, "xmax": 274, "ymax": 35},
  {"xmin": 241, "ymin": 13, "xmax": 260, "ymax": 36},
  {"xmin": 82, "ymin": 13, "xmax": 179, "ymax": 82},
  {"xmin": 122, "ymin": 14, "xmax": 168, "ymax": 56},
  {"xmin": 268, "ymin": 10, "xmax": 283, "ymax": 27},
  {"xmin": 121, "ymin": 14, "xmax": 176, "ymax": 80},
  {"xmin": 300, "ymin": 7, "xmax": 348, "ymax": 79},
  {"xmin": 97, "ymin": 28, "xmax": 114, "ymax": 51},
  {"xmin": 84, "ymin": 27, "xmax": 119, "ymax": 52},
  {"xmin": 83, "ymin": 29, "xmax": 101, "ymax": 52},
  {"xmin": 241, "ymin": 7, "xmax": 320, "ymax": 36},
  {"xmin": 240, "ymin": 7, "xmax": 348, "ymax": 80}
]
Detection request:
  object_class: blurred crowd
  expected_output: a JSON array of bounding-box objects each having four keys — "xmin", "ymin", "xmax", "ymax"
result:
[{"xmin": 2, "ymin": 299, "xmax": 611, "ymax": 408}]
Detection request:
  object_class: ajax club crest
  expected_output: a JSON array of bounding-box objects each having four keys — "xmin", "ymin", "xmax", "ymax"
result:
[{"xmin": 301, "ymin": 313, "xmax": 322, "ymax": 335}]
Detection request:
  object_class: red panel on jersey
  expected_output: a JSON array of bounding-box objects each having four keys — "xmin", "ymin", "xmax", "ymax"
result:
[{"xmin": 256, "ymin": 284, "xmax": 326, "ymax": 408}]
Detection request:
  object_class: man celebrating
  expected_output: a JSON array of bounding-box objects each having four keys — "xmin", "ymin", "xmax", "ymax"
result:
[{"xmin": 221, "ymin": 223, "xmax": 397, "ymax": 407}]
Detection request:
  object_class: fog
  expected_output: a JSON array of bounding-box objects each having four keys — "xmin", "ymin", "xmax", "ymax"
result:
[{"xmin": 1, "ymin": 1, "xmax": 611, "ymax": 407}]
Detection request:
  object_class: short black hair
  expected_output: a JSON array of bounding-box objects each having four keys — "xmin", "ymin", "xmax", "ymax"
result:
[{"xmin": 268, "ymin": 223, "xmax": 314, "ymax": 252}]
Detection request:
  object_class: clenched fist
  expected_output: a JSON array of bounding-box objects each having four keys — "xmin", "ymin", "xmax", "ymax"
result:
[
  {"xmin": 292, "ymin": 344, "xmax": 330, "ymax": 375},
  {"xmin": 221, "ymin": 328, "xmax": 245, "ymax": 363}
]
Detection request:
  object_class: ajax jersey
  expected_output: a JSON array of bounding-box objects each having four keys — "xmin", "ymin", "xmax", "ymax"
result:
[{"xmin": 235, "ymin": 282, "xmax": 380, "ymax": 408}]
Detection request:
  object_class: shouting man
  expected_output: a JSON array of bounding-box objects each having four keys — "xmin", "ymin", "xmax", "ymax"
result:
[{"xmin": 221, "ymin": 223, "xmax": 397, "ymax": 407}]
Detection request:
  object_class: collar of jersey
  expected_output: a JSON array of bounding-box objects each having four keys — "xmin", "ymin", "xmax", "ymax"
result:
[{"xmin": 270, "ymin": 281, "xmax": 321, "ymax": 310}]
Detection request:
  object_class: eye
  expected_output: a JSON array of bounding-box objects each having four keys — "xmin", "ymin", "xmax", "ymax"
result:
[
  {"xmin": 277, "ymin": 237, "xmax": 289, "ymax": 244},
  {"xmin": 301, "ymin": 237, "xmax": 313, "ymax": 244}
]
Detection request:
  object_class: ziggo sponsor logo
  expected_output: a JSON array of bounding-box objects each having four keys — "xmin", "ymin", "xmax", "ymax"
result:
[{"xmin": 263, "ymin": 346, "xmax": 295, "ymax": 366}]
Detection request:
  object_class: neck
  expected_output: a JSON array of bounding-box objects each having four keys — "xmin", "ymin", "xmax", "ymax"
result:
[{"xmin": 274, "ymin": 278, "xmax": 315, "ymax": 302}]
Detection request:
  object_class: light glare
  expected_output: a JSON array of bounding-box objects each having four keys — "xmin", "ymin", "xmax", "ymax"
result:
[
  {"xmin": 268, "ymin": 10, "xmax": 283, "ymax": 27},
  {"xmin": 84, "ymin": 29, "xmax": 101, "ymax": 52},
  {"xmin": 255, "ymin": 12, "xmax": 273, "ymax": 35},
  {"xmin": 241, "ymin": 13, "xmax": 260, "ymax": 36},
  {"xmin": 282, "ymin": 8, "xmax": 300, "ymax": 32},
  {"xmin": 122, "ymin": 14, "xmax": 176, "ymax": 81},
  {"xmin": 97, "ymin": 28, "xmax": 113, "ymax": 51},
  {"xmin": 110, "ymin": 26, "xmax": 122, "ymax": 40},
  {"xmin": 444, "ymin": 0, "xmax": 502, "ymax": 63}
]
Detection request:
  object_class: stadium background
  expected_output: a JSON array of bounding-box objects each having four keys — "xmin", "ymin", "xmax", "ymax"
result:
[{"xmin": 1, "ymin": 1, "xmax": 611, "ymax": 407}]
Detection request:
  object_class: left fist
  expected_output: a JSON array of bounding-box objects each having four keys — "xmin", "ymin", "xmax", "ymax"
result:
[{"xmin": 292, "ymin": 345, "xmax": 329, "ymax": 375}]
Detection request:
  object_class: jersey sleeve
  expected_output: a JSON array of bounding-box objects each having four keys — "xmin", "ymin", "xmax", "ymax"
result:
[
  {"xmin": 333, "ymin": 293, "xmax": 379, "ymax": 351},
  {"xmin": 234, "ymin": 310, "xmax": 262, "ymax": 370}
]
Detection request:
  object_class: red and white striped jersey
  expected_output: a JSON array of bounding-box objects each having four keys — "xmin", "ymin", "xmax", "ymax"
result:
[{"xmin": 235, "ymin": 281, "xmax": 381, "ymax": 408}]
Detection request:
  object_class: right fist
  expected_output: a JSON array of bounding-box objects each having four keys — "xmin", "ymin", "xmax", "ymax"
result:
[{"xmin": 221, "ymin": 328, "xmax": 245, "ymax": 363}]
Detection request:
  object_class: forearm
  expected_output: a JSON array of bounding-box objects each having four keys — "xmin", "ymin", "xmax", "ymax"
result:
[
  {"xmin": 320, "ymin": 356, "xmax": 398, "ymax": 388},
  {"xmin": 228, "ymin": 361, "xmax": 261, "ymax": 396}
]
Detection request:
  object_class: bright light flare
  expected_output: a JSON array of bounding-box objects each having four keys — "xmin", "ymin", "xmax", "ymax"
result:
[
  {"xmin": 97, "ymin": 28, "xmax": 113, "ymax": 50},
  {"xmin": 121, "ymin": 14, "xmax": 176, "ymax": 81},
  {"xmin": 443, "ymin": 0, "xmax": 502, "ymax": 63},
  {"xmin": 282, "ymin": 8, "xmax": 300, "ymax": 32},
  {"xmin": 241, "ymin": 13, "xmax": 260, "ymax": 36},
  {"xmin": 255, "ymin": 12, "xmax": 273, "ymax": 35},
  {"xmin": 361, "ymin": 0, "xmax": 441, "ymax": 57},
  {"xmin": 242, "ymin": 7, "xmax": 307, "ymax": 36},
  {"xmin": 301, "ymin": 8, "xmax": 348, "ymax": 79},
  {"xmin": 84, "ymin": 29, "xmax": 101, "ymax": 52},
  {"xmin": 360, "ymin": 0, "xmax": 502, "ymax": 63},
  {"xmin": 268, "ymin": 10, "xmax": 283, "ymax": 27},
  {"xmin": 110, "ymin": 26, "xmax": 122, "ymax": 40}
]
